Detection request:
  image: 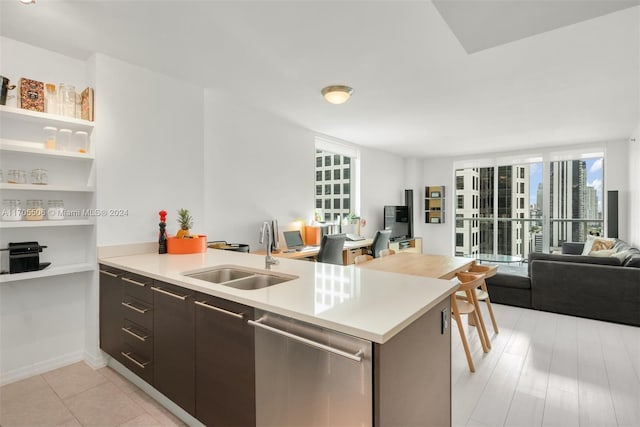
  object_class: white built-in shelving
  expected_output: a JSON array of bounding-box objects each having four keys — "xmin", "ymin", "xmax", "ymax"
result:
[
  {"xmin": 0, "ymin": 105, "xmax": 97, "ymax": 283},
  {"xmin": 0, "ymin": 263, "xmax": 96, "ymax": 283},
  {"xmin": 0, "ymin": 219, "xmax": 95, "ymax": 229}
]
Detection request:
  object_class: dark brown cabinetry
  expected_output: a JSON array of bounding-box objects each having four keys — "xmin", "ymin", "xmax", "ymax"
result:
[
  {"xmin": 152, "ymin": 281, "xmax": 195, "ymax": 415},
  {"xmin": 195, "ymin": 294, "xmax": 256, "ymax": 426},
  {"xmin": 99, "ymin": 268, "xmax": 123, "ymax": 358},
  {"xmin": 99, "ymin": 265, "xmax": 154, "ymax": 384}
]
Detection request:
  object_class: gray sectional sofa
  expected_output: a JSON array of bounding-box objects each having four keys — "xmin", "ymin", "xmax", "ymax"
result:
[{"xmin": 485, "ymin": 239, "xmax": 640, "ymax": 326}]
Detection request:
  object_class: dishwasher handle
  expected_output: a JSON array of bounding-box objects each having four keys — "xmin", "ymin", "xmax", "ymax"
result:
[{"xmin": 248, "ymin": 317, "xmax": 364, "ymax": 363}]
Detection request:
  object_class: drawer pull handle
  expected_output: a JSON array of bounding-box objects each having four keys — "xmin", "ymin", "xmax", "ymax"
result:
[
  {"xmin": 151, "ymin": 286, "xmax": 189, "ymax": 301},
  {"xmin": 121, "ymin": 327, "xmax": 149, "ymax": 342},
  {"xmin": 121, "ymin": 301, "xmax": 150, "ymax": 314},
  {"xmin": 195, "ymin": 300, "xmax": 243, "ymax": 319},
  {"xmin": 99, "ymin": 270, "xmax": 118, "ymax": 278},
  {"xmin": 121, "ymin": 352, "xmax": 150, "ymax": 369},
  {"xmin": 122, "ymin": 277, "xmax": 149, "ymax": 287}
]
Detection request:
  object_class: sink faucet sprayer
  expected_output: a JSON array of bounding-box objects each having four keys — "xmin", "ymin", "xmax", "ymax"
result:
[{"xmin": 259, "ymin": 221, "xmax": 279, "ymax": 270}]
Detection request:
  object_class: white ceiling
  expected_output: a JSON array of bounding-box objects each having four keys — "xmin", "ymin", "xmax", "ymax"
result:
[{"xmin": 1, "ymin": 0, "xmax": 638, "ymax": 159}]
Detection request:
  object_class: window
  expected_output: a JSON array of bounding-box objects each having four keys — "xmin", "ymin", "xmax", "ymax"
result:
[
  {"xmin": 456, "ymin": 233, "xmax": 464, "ymax": 247},
  {"xmin": 314, "ymin": 139, "xmax": 359, "ymax": 220},
  {"xmin": 456, "ymin": 176, "xmax": 464, "ymax": 190},
  {"xmin": 454, "ymin": 153, "xmax": 604, "ymax": 257},
  {"xmin": 316, "ymin": 185, "xmax": 322, "ymax": 195}
]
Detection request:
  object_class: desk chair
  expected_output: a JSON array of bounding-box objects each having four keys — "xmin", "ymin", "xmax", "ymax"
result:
[
  {"xmin": 354, "ymin": 254, "xmax": 373, "ymax": 265},
  {"xmin": 370, "ymin": 230, "xmax": 391, "ymax": 258},
  {"xmin": 316, "ymin": 234, "xmax": 347, "ymax": 266},
  {"xmin": 379, "ymin": 249, "xmax": 396, "ymax": 257},
  {"xmin": 452, "ymin": 272, "xmax": 490, "ymax": 373}
]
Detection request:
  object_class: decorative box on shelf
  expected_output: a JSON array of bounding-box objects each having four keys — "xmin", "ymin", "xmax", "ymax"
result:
[{"xmin": 167, "ymin": 236, "xmax": 207, "ymax": 254}]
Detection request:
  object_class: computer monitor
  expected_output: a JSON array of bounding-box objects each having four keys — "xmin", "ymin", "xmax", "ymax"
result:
[{"xmin": 283, "ymin": 230, "xmax": 304, "ymax": 249}]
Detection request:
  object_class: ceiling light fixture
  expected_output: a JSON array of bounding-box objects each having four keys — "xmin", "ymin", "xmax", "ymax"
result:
[
  {"xmin": 321, "ymin": 85, "xmax": 353, "ymax": 105},
  {"xmin": 19, "ymin": 0, "xmax": 36, "ymax": 4}
]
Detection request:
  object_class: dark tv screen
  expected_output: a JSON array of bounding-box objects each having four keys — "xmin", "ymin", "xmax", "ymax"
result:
[{"xmin": 384, "ymin": 205, "xmax": 410, "ymax": 241}]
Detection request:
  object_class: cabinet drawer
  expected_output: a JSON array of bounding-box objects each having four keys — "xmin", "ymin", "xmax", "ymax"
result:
[
  {"xmin": 120, "ymin": 343, "xmax": 154, "ymax": 385},
  {"xmin": 344, "ymin": 248, "xmax": 363, "ymax": 265},
  {"xmin": 121, "ymin": 319, "xmax": 153, "ymax": 360},
  {"xmin": 121, "ymin": 297, "xmax": 154, "ymax": 331},
  {"xmin": 121, "ymin": 272, "xmax": 153, "ymax": 304}
]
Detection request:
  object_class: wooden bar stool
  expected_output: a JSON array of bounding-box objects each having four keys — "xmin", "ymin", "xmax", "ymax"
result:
[
  {"xmin": 452, "ymin": 272, "xmax": 489, "ymax": 373},
  {"xmin": 467, "ymin": 263, "xmax": 499, "ymax": 334},
  {"xmin": 456, "ymin": 271, "xmax": 491, "ymax": 350},
  {"xmin": 354, "ymin": 254, "xmax": 373, "ymax": 265}
]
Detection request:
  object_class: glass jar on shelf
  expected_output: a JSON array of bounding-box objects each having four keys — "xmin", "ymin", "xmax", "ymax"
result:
[
  {"xmin": 43, "ymin": 126, "xmax": 57, "ymax": 150},
  {"xmin": 58, "ymin": 128, "xmax": 72, "ymax": 151},
  {"xmin": 7, "ymin": 169, "xmax": 26, "ymax": 184},
  {"xmin": 2, "ymin": 199, "xmax": 23, "ymax": 221},
  {"xmin": 45, "ymin": 83, "xmax": 58, "ymax": 115},
  {"xmin": 31, "ymin": 168, "xmax": 48, "ymax": 185},
  {"xmin": 73, "ymin": 131, "xmax": 89, "ymax": 153},
  {"xmin": 59, "ymin": 83, "xmax": 76, "ymax": 118},
  {"xmin": 47, "ymin": 200, "xmax": 65, "ymax": 220},
  {"xmin": 25, "ymin": 199, "xmax": 44, "ymax": 221}
]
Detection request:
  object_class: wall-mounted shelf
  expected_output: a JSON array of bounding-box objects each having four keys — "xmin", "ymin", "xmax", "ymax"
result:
[
  {"xmin": 0, "ymin": 183, "xmax": 95, "ymax": 192},
  {"xmin": 0, "ymin": 263, "xmax": 96, "ymax": 284},
  {"xmin": 0, "ymin": 105, "xmax": 94, "ymax": 131},
  {"xmin": 0, "ymin": 219, "xmax": 95, "ymax": 229},
  {"xmin": 0, "ymin": 139, "xmax": 94, "ymax": 160},
  {"xmin": 425, "ymin": 186, "xmax": 445, "ymax": 224}
]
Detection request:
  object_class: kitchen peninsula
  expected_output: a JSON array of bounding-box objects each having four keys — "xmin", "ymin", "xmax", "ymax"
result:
[{"xmin": 99, "ymin": 249, "xmax": 458, "ymax": 426}]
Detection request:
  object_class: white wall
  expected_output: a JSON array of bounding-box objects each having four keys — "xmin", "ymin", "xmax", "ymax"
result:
[
  {"xmin": 95, "ymin": 54, "xmax": 205, "ymax": 245},
  {"xmin": 412, "ymin": 141, "xmax": 630, "ymax": 256},
  {"xmin": 203, "ymin": 91, "xmax": 406, "ymax": 250},
  {"xmin": 0, "ymin": 37, "xmax": 90, "ymax": 383},
  {"xmin": 629, "ymin": 125, "xmax": 640, "ymax": 247},
  {"xmin": 414, "ymin": 156, "xmax": 457, "ymax": 254}
]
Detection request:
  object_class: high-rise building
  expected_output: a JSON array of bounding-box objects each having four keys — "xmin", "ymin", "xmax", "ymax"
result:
[
  {"xmin": 549, "ymin": 160, "xmax": 587, "ymax": 247},
  {"xmin": 455, "ymin": 165, "xmax": 529, "ymax": 257},
  {"xmin": 314, "ymin": 150, "xmax": 352, "ymax": 221},
  {"xmin": 585, "ymin": 186, "xmax": 598, "ymax": 220}
]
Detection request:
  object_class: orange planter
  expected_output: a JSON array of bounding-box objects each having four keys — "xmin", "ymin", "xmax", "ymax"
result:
[{"xmin": 167, "ymin": 235, "xmax": 207, "ymax": 254}]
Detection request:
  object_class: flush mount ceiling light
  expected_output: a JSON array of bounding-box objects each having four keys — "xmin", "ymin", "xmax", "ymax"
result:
[
  {"xmin": 321, "ymin": 85, "xmax": 353, "ymax": 105},
  {"xmin": 19, "ymin": 0, "xmax": 36, "ymax": 4}
]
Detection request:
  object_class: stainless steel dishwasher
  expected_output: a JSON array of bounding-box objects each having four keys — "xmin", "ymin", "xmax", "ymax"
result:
[{"xmin": 249, "ymin": 309, "xmax": 372, "ymax": 426}]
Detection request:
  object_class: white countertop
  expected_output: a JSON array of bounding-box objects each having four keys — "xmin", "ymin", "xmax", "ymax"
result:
[{"xmin": 99, "ymin": 249, "xmax": 457, "ymax": 344}]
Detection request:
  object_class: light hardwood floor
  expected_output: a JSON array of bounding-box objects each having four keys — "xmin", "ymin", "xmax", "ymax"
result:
[
  {"xmin": 0, "ymin": 303, "xmax": 638, "ymax": 426},
  {"xmin": 452, "ymin": 303, "xmax": 640, "ymax": 427}
]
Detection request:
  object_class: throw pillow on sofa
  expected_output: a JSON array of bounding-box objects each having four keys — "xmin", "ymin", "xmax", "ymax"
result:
[
  {"xmin": 590, "ymin": 248, "xmax": 617, "ymax": 257},
  {"xmin": 582, "ymin": 235, "xmax": 615, "ymax": 255}
]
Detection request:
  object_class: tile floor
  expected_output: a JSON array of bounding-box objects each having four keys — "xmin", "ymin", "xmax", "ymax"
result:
[
  {"xmin": 1, "ymin": 303, "xmax": 638, "ymax": 427},
  {"xmin": 0, "ymin": 362, "xmax": 185, "ymax": 427}
]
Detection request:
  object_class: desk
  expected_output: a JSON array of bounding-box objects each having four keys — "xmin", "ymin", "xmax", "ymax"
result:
[
  {"xmin": 358, "ymin": 253, "xmax": 474, "ymax": 280},
  {"xmin": 253, "ymin": 238, "xmax": 374, "ymax": 263}
]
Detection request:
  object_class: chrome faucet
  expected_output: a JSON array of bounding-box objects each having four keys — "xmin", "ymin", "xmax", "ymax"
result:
[{"xmin": 259, "ymin": 221, "xmax": 279, "ymax": 270}]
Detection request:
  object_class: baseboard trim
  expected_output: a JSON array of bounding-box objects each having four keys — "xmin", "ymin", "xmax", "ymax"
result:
[
  {"xmin": 83, "ymin": 349, "xmax": 108, "ymax": 369},
  {"xmin": 0, "ymin": 351, "xmax": 84, "ymax": 386},
  {"xmin": 108, "ymin": 358, "xmax": 204, "ymax": 426}
]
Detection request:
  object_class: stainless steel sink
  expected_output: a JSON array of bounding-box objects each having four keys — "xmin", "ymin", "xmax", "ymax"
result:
[
  {"xmin": 187, "ymin": 267, "xmax": 254, "ymax": 284},
  {"xmin": 221, "ymin": 274, "xmax": 291, "ymax": 290},
  {"xmin": 184, "ymin": 265, "xmax": 297, "ymax": 290}
]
